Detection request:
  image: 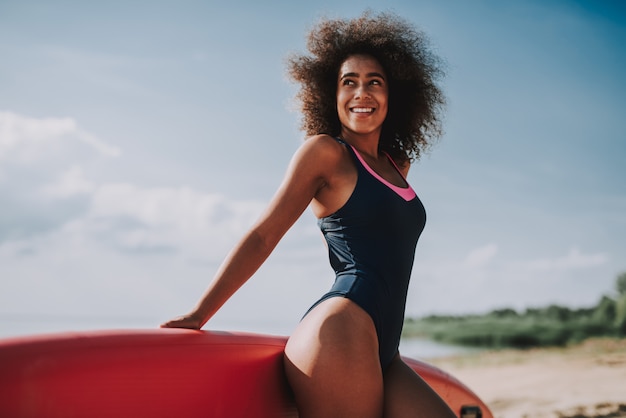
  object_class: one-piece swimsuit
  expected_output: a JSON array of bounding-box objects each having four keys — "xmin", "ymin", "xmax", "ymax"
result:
[{"xmin": 304, "ymin": 138, "xmax": 427, "ymax": 371}]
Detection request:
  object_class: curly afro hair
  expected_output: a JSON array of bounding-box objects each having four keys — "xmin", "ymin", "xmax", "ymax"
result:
[{"xmin": 287, "ymin": 11, "xmax": 446, "ymax": 163}]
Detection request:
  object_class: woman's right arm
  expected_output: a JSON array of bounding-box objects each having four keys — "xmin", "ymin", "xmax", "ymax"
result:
[{"xmin": 160, "ymin": 135, "xmax": 343, "ymax": 330}]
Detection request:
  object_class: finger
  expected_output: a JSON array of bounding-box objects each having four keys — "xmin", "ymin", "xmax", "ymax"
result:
[
  {"xmin": 160, "ymin": 319, "xmax": 184, "ymax": 328},
  {"xmin": 160, "ymin": 319, "xmax": 198, "ymax": 329}
]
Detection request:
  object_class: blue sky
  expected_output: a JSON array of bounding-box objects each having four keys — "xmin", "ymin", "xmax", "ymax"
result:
[{"xmin": 1, "ymin": 0, "xmax": 624, "ymax": 337}]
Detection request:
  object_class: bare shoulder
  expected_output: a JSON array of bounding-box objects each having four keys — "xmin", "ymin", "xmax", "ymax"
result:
[
  {"xmin": 291, "ymin": 134, "xmax": 348, "ymax": 172},
  {"xmin": 298, "ymin": 136, "xmax": 357, "ymax": 217},
  {"xmin": 299, "ymin": 134, "xmax": 345, "ymax": 160}
]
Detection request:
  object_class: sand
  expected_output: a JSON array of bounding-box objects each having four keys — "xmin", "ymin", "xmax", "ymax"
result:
[{"xmin": 429, "ymin": 338, "xmax": 626, "ymax": 418}]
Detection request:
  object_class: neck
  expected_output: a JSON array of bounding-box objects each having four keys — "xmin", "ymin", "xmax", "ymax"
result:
[{"xmin": 339, "ymin": 129, "xmax": 381, "ymax": 158}]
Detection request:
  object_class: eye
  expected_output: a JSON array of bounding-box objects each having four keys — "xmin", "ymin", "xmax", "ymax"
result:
[
  {"xmin": 370, "ymin": 79, "xmax": 383, "ymax": 86},
  {"xmin": 342, "ymin": 79, "xmax": 355, "ymax": 86}
]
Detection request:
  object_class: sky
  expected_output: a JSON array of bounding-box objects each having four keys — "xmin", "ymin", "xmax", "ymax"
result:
[{"xmin": 1, "ymin": 0, "xmax": 625, "ymax": 338}]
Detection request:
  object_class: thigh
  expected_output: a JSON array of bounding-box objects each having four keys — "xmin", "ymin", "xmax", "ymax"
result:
[
  {"xmin": 284, "ymin": 297, "xmax": 384, "ymax": 418},
  {"xmin": 383, "ymin": 355, "xmax": 457, "ymax": 418}
]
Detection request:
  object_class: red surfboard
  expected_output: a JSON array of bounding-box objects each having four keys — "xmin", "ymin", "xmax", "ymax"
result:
[{"xmin": 0, "ymin": 329, "xmax": 492, "ymax": 417}]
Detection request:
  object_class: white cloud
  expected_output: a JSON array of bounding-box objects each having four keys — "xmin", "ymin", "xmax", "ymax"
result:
[
  {"xmin": 0, "ymin": 111, "xmax": 265, "ymax": 262},
  {"xmin": 463, "ymin": 243, "xmax": 498, "ymax": 268},
  {"xmin": 73, "ymin": 129, "xmax": 121, "ymax": 157},
  {"xmin": 407, "ymin": 242, "xmax": 616, "ymax": 317},
  {"xmin": 42, "ymin": 165, "xmax": 95, "ymax": 197},
  {"xmin": 0, "ymin": 112, "xmax": 74, "ymax": 152},
  {"xmin": 0, "ymin": 111, "xmax": 120, "ymax": 162},
  {"xmin": 525, "ymin": 248, "xmax": 609, "ymax": 272},
  {"xmin": 1, "ymin": 180, "xmax": 267, "ymax": 262},
  {"xmin": 83, "ymin": 182, "xmax": 266, "ymax": 258}
]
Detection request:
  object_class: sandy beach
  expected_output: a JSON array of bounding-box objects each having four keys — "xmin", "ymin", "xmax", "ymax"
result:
[{"xmin": 429, "ymin": 338, "xmax": 626, "ymax": 418}]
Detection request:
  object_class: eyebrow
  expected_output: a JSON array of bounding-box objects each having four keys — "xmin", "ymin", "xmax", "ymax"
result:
[{"xmin": 340, "ymin": 71, "xmax": 386, "ymax": 80}]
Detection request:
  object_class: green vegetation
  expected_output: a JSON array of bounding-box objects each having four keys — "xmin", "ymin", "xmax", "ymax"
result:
[{"xmin": 404, "ymin": 272, "xmax": 626, "ymax": 349}]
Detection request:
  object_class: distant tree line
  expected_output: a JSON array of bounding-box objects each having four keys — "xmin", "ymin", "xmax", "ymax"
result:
[{"xmin": 403, "ymin": 272, "xmax": 626, "ymax": 349}]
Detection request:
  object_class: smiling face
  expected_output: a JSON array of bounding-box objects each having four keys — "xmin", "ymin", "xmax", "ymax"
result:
[{"xmin": 336, "ymin": 54, "xmax": 389, "ymax": 142}]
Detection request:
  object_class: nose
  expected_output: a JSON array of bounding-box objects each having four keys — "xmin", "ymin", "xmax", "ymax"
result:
[{"xmin": 355, "ymin": 84, "xmax": 371, "ymax": 99}]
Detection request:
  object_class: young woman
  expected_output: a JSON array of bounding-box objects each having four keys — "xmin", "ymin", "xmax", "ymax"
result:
[{"xmin": 162, "ymin": 12, "xmax": 455, "ymax": 418}]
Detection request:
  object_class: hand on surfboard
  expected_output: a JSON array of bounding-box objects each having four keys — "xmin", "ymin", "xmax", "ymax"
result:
[{"xmin": 160, "ymin": 313, "xmax": 202, "ymax": 330}]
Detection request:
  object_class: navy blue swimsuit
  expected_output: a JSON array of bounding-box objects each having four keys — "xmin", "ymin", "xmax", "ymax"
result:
[{"xmin": 305, "ymin": 139, "xmax": 427, "ymax": 371}]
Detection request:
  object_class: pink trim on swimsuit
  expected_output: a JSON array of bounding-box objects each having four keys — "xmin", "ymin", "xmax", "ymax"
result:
[{"xmin": 349, "ymin": 145, "xmax": 417, "ymax": 201}]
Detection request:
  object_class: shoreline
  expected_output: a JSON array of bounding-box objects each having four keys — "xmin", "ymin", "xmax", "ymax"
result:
[{"xmin": 428, "ymin": 338, "xmax": 626, "ymax": 418}]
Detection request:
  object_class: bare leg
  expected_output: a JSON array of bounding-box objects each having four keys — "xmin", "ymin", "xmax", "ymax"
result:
[
  {"xmin": 284, "ymin": 298, "xmax": 384, "ymax": 418},
  {"xmin": 383, "ymin": 355, "xmax": 457, "ymax": 418}
]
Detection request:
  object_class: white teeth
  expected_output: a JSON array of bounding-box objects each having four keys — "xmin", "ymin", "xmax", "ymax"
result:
[{"xmin": 352, "ymin": 108, "xmax": 374, "ymax": 113}]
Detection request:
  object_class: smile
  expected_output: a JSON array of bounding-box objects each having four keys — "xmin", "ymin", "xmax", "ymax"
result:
[{"xmin": 351, "ymin": 107, "xmax": 375, "ymax": 113}]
